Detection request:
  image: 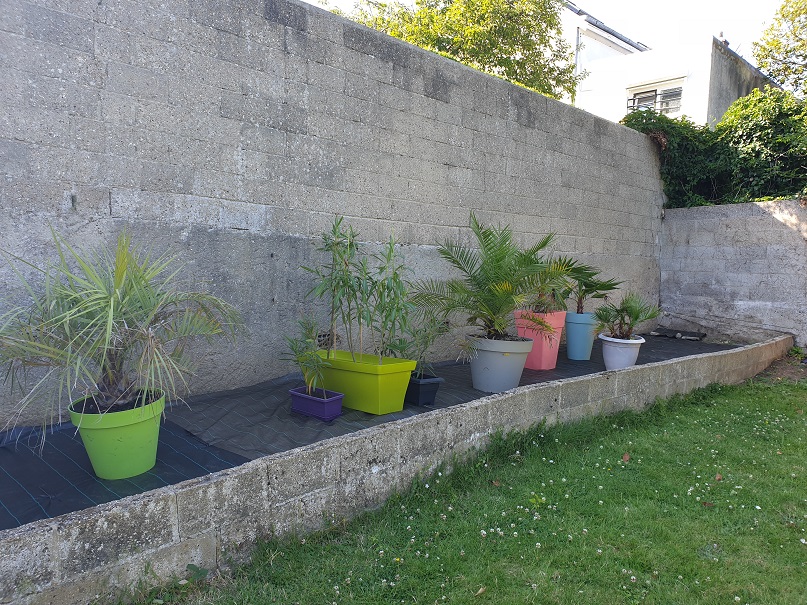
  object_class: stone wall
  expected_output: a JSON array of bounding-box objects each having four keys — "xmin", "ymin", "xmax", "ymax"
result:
[
  {"xmin": 0, "ymin": 0, "xmax": 665, "ymax": 426},
  {"xmin": 660, "ymin": 200, "xmax": 806, "ymax": 344},
  {"xmin": 0, "ymin": 335, "xmax": 791, "ymax": 605}
]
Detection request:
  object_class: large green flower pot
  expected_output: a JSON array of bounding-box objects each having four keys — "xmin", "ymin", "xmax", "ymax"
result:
[
  {"xmin": 318, "ymin": 350, "xmax": 416, "ymax": 415},
  {"xmin": 68, "ymin": 394, "xmax": 165, "ymax": 480}
]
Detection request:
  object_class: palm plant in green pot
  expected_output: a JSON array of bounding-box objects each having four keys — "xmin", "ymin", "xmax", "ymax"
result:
[
  {"xmin": 304, "ymin": 217, "xmax": 416, "ymax": 415},
  {"xmin": 0, "ymin": 231, "xmax": 242, "ymax": 480},
  {"xmin": 563, "ymin": 268, "xmax": 622, "ymax": 361},
  {"xmin": 594, "ymin": 292, "xmax": 660, "ymax": 371},
  {"xmin": 283, "ymin": 317, "xmax": 343, "ymax": 421},
  {"xmin": 413, "ymin": 212, "xmax": 549, "ymax": 393}
]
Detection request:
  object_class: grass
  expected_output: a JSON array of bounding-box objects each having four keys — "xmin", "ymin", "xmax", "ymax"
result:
[{"xmin": 133, "ymin": 377, "xmax": 806, "ymax": 605}]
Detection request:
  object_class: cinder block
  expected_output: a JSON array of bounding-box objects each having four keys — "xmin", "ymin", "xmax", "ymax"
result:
[
  {"xmin": 190, "ymin": 0, "xmax": 248, "ymax": 35},
  {"xmin": 483, "ymin": 389, "xmax": 531, "ymax": 434},
  {"xmin": 141, "ymin": 162, "xmax": 194, "ymax": 194},
  {"xmin": 175, "ymin": 460, "xmax": 270, "ymax": 538},
  {"xmin": 266, "ymin": 441, "xmax": 342, "ymax": 502},
  {"xmin": 107, "ymin": 62, "xmax": 168, "ymax": 103},
  {"xmin": 265, "ymin": 0, "xmax": 309, "ymax": 32},
  {"xmin": 0, "ymin": 521, "xmax": 56, "ymax": 601},
  {"xmin": 616, "ymin": 364, "xmax": 662, "ymax": 411},
  {"xmin": 55, "ymin": 489, "xmax": 179, "ymax": 576},
  {"xmin": 24, "ymin": 4, "xmax": 94, "ymax": 54}
]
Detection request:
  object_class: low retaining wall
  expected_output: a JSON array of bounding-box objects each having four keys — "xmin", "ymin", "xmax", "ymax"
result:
[{"xmin": 1, "ymin": 334, "xmax": 792, "ymax": 605}]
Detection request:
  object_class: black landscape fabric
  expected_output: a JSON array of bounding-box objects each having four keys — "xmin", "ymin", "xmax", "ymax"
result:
[
  {"xmin": 0, "ymin": 337, "xmax": 736, "ymax": 531},
  {"xmin": 0, "ymin": 421, "xmax": 248, "ymax": 531}
]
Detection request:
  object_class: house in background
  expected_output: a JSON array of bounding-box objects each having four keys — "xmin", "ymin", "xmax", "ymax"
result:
[{"xmin": 561, "ymin": 1, "xmax": 776, "ymax": 126}]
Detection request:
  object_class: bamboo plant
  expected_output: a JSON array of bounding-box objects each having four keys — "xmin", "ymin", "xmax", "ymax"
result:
[{"xmin": 304, "ymin": 216, "xmax": 413, "ymax": 364}]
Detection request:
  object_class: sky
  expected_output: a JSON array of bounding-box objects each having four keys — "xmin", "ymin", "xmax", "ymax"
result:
[{"xmin": 305, "ymin": 0, "xmax": 783, "ymax": 65}]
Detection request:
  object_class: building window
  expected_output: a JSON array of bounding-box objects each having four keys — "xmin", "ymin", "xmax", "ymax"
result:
[{"xmin": 627, "ymin": 87, "xmax": 682, "ymax": 115}]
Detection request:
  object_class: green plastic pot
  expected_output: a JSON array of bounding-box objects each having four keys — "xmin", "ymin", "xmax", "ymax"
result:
[
  {"xmin": 68, "ymin": 394, "xmax": 165, "ymax": 480},
  {"xmin": 318, "ymin": 350, "xmax": 416, "ymax": 415}
]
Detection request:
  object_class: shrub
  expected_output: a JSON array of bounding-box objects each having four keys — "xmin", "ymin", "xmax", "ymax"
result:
[
  {"xmin": 715, "ymin": 86, "xmax": 807, "ymax": 199},
  {"xmin": 622, "ymin": 86, "xmax": 807, "ymax": 208},
  {"xmin": 620, "ymin": 110, "xmax": 738, "ymax": 208}
]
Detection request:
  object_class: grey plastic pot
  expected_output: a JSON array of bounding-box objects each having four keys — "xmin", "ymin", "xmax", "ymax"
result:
[{"xmin": 468, "ymin": 335, "xmax": 533, "ymax": 393}]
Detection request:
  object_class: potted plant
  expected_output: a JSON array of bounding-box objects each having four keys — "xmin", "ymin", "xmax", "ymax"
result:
[
  {"xmin": 304, "ymin": 217, "xmax": 416, "ymax": 415},
  {"xmin": 283, "ymin": 318, "xmax": 343, "ymax": 421},
  {"xmin": 401, "ymin": 308, "xmax": 449, "ymax": 406},
  {"xmin": 594, "ymin": 292, "xmax": 660, "ymax": 371},
  {"xmin": 413, "ymin": 212, "xmax": 546, "ymax": 393},
  {"xmin": 563, "ymin": 268, "xmax": 622, "ymax": 361},
  {"xmin": 516, "ymin": 253, "xmax": 581, "ymax": 371},
  {"xmin": 0, "ymin": 230, "xmax": 242, "ymax": 480}
]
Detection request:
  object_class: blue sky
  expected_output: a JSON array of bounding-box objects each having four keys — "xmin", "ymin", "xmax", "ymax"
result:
[{"xmin": 305, "ymin": 0, "xmax": 782, "ymax": 65}]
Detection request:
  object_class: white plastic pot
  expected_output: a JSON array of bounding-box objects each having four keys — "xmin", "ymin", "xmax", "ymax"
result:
[{"xmin": 598, "ymin": 333, "xmax": 645, "ymax": 371}]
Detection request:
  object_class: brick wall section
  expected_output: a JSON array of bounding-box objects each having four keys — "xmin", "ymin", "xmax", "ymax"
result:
[
  {"xmin": 660, "ymin": 200, "xmax": 806, "ymax": 344},
  {"xmin": 0, "ymin": 0, "xmax": 664, "ymax": 426},
  {"xmin": 0, "ymin": 335, "xmax": 791, "ymax": 605}
]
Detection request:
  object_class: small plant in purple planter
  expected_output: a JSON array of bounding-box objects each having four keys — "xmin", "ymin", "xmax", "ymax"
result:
[{"xmin": 283, "ymin": 317, "xmax": 343, "ymax": 421}]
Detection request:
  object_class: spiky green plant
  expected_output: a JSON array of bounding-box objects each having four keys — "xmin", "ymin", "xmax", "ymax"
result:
[
  {"xmin": 524, "ymin": 254, "xmax": 582, "ymax": 313},
  {"xmin": 0, "ymin": 230, "xmax": 243, "ymax": 424},
  {"xmin": 413, "ymin": 212, "xmax": 553, "ymax": 340},
  {"xmin": 563, "ymin": 266, "xmax": 622, "ymax": 314},
  {"xmin": 282, "ymin": 317, "xmax": 331, "ymax": 397},
  {"xmin": 593, "ymin": 292, "xmax": 660, "ymax": 340}
]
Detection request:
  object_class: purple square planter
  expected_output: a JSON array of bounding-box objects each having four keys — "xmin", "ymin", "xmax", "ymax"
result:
[{"xmin": 288, "ymin": 386, "xmax": 344, "ymax": 421}]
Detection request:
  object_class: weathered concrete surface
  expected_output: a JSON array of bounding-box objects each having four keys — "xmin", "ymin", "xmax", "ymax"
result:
[
  {"xmin": 0, "ymin": 334, "xmax": 791, "ymax": 605},
  {"xmin": 660, "ymin": 200, "xmax": 806, "ymax": 345},
  {"xmin": 0, "ymin": 0, "xmax": 664, "ymax": 427}
]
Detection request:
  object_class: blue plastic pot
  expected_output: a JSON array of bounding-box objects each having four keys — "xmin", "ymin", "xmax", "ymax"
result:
[{"xmin": 565, "ymin": 312, "xmax": 598, "ymax": 361}]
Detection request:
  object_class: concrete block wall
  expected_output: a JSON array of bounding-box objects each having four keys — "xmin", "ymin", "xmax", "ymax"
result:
[
  {"xmin": 660, "ymin": 200, "xmax": 806, "ymax": 345},
  {"xmin": 0, "ymin": 0, "xmax": 665, "ymax": 426},
  {"xmin": 0, "ymin": 335, "xmax": 791, "ymax": 605}
]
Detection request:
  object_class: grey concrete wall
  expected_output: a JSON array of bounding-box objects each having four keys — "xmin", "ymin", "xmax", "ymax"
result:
[
  {"xmin": 660, "ymin": 200, "xmax": 806, "ymax": 344},
  {"xmin": 0, "ymin": 0, "xmax": 665, "ymax": 427},
  {"xmin": 707, "ymin": 38, "xmax": 775, "ymax": 125},
  {"xmin": 0, "ymin": 334, "xmax": 791, "ymax": 605}
]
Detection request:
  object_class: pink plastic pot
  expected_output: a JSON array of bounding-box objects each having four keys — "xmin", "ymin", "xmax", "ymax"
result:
[{"xmin": 514, "ymin": 310, "xmax": 567, "ymax": 371}]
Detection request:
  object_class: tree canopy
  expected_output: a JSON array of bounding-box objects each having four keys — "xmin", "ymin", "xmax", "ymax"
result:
[
  {"xmin": 346, "ymin": 0, "xmax": 581, "ymax": 99},
  {"xmin": 753, "ymin": 0, "xmax": 807, "ymax": 96}
]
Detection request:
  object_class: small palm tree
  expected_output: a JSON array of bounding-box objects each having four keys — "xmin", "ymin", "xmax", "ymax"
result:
[
  {"xmin": 594, "ymin": 292, "xmax": 660, "ymax": 340},
  {"xmin": 564, "ymin": 267, "xmax": 622, "ymax": 315},
  {"xmin": 0, "ymin": 230, "xmax": 243, "ymax": 425},
  {"xmin": 413, "ymin": 212, "xmax": 552, "ymax": 339}
]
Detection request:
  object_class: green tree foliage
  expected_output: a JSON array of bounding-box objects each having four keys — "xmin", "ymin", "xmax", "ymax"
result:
[
  {"xmin": 621, "ymin": 86, "xmax": 807, "ymax": 207},
  {"xmin": 753, "ymin": 0, "xmax": 807, "ymax": 97},
  {"xmin": 620, "ymin": 111, "xmax": 738, "ymax": 207},
  {"xmin": 716, "ymin": 86, "xmax": 807, "ymax": 198},
  {"xmin": 347, "ymin": 0, "xmax": 581, "ymax": 98}
]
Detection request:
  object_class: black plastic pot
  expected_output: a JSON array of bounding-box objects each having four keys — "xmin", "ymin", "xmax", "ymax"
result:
[{"xmin": 404, "ymin": 374, "xmax": 445, "ymax": 406}]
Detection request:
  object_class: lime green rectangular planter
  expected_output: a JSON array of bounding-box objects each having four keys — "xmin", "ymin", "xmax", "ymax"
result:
[{"xmin": 318, "ymin": 350, "xmax": 416, "ymax": 415}]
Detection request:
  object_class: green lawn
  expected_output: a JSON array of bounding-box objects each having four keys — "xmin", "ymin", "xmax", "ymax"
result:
[{"xmin": 136, "ymin": 377, "xmax": 807, "ymax": 605}]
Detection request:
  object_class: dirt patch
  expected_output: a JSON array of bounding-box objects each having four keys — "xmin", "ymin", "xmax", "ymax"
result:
[{"xmin": 756, "ymin": 354, "xmax": 807, "ymax": 382}]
